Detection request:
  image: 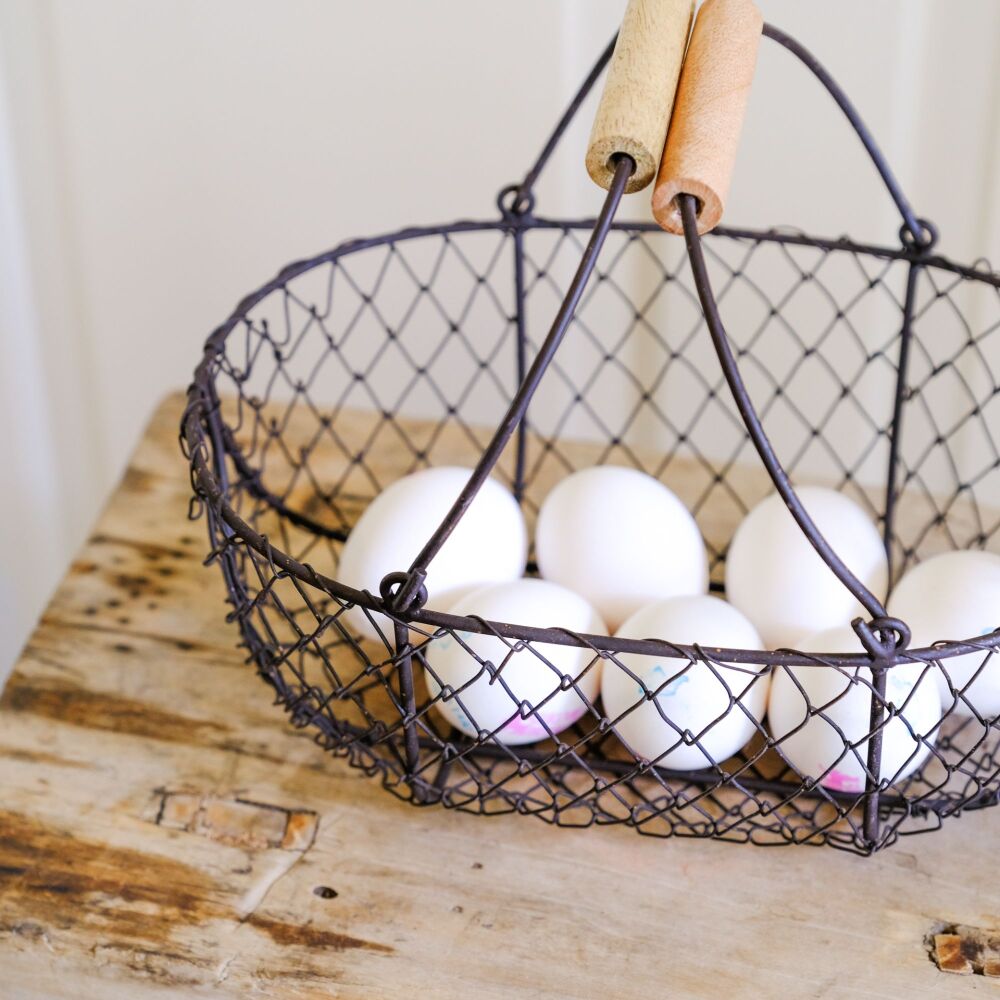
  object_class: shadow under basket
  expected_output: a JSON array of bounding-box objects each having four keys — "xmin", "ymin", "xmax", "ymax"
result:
[{"xmin": 182, "ymin": 23, "xmax": 1000, "ymax": 855}]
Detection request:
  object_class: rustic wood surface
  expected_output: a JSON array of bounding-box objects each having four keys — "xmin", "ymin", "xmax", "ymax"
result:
[{"xmin": 2, "ymin": 393, "xmax": 997, "ymax": 999}]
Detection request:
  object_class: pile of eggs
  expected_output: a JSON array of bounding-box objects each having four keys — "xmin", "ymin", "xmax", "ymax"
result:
[{"xmin": 339, "ymin": 464, "xmax": 1000, "ymax": 788}]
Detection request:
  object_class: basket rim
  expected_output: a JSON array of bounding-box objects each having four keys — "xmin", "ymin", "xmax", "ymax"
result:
[
  {"xmin": 197, "ymin": 218, "xmax": 1000, "ymax": 368},
  {"xmin": 183, "ymin": 214, "xmax": 1000, "ymax": 672}
]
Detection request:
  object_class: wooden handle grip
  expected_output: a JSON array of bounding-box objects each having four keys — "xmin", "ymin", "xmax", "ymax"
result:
[
  {"xmin": 586, "ymin": 0, "xmax": 694, "ymax": 194},
  {"xmin": 652, "ymin": 0, "xmax": 763, "ymax": 234}
]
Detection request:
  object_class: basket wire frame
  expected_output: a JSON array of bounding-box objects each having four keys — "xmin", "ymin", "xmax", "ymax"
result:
[{"xmin": 182, "ymin": 23, "xmax": 1000, "ymax": 854}]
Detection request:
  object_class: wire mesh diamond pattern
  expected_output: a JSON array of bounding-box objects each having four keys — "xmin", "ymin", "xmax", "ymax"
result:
[
  {"xmin": 177, "ymin": 17, "xmax": 1000, "ymax": 854},
  {"xmin": 182, "ymin": 214, "xmax": 1000, "ymax": 855}
]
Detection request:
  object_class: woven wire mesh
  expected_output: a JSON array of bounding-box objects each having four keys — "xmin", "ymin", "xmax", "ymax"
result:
[{"xmin": 181, "ymin": 215, "xmax": 1000, "ymax": 854}]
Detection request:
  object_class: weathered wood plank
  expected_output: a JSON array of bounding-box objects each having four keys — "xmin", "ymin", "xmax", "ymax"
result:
[{"xmin": 1, "ymin": 393, "xmax": 997, "ymax": 999}]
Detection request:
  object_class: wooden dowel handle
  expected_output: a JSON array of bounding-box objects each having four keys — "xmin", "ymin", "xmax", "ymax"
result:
[
  {"xmin": 652, "ymin": 0, "xmax": 763, "ymax": 234},
  {"xmin": 586, "ymin": 0, "xmax": 694, "ymax": 194}
]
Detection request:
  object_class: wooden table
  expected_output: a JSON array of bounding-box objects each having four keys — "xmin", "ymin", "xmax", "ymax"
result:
[{"xmin": 2, "ymin": 394, "xmax": 997, "ymax": 999}]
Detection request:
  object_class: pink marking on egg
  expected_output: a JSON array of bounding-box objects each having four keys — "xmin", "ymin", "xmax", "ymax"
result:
[
  {"xmin": 502, "ymin": 703, "xmax": 586, "ymax": 740},
  {"xmin": 824, "ymin": 769, "xmax": 863, "ymax": 792}
]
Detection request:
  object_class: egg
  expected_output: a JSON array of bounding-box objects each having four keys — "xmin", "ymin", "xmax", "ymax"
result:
[
  {"xmin": 767, "ymin": 625, "xmax": 940, "ymax": 792},
  {"xmin": 535, "ymin": 466, "xmax": 708, "ymax": 631},
  {"xmin": 601, "ymin": 595, "xmax": 769, "ymax": 770},
  {"xmin": 424, "ymin": 578, "xmax": 605, "ymax": 745},
  {"xmin": 338, "ymin": 467, "xmax": 527, "ymax": 642},
  {"xmin": 887, "ymin": 550, "xmax": 1000, "ymax": 719},
  {"xmin": 725, "ymin": 486, "xmax": 888, "ymax": 649}
]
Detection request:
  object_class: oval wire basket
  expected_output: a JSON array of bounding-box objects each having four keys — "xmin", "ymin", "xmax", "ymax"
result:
[{"xmin": 182, "ymin": 21, "xmax": 1000, "ymax": 854}]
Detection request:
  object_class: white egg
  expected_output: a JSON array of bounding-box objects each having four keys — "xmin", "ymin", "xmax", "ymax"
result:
[
  {"xmin": 338, "ymin": 467, "xmax": 527, "ymax": 642},
  {"xmin": 767, "ymin": 625, "xmax": 940, "ymax": 793},
  {"xmin": 601, "ymin": 595, "xmax": 769, "ymax": 771},
  {"xmin": 887, "ymin": 550, "xmax": 1000, "ymax": 719},
  {"xmin": 424, "ymin": 579, "xmax": 605, "ymax": 745},
  {"xmin": 535, "ymin": 466, "xmax": 708, "ymax": 631},
  {"xmin": 725, "ymin": 486, "xmax": 888, "ymax": 649}
]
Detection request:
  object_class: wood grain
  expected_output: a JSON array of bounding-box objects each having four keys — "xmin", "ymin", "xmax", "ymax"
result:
[
  {"xmin": 652, "ymin": 0, "xmax": 763, "ymax": 234},
  {"xmin": 586, "ymin": 0, "xmax": 694, "ymax": 193},
  {"xmin": 0, "ymin": 393, "xmax": 996, "ymax": 999}
]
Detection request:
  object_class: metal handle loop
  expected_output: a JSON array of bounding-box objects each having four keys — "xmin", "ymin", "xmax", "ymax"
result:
[
  {"xmin": 392, "ymin": 156, "xmax": 637, "ymax": 614},
  {"xmin": 762, "ymin": 23, "xmax": 935, "ymax": 252},
  {"xmin": 496, "ymin": 36, "xmax": 618, "ymax": 218},
  {"xmin": 853, "ymin": 616, "xmax": 911, "ymax": 662},
  {"xmin": 679, "ymin": 193, "xmax": 889, "ymax": 620}
]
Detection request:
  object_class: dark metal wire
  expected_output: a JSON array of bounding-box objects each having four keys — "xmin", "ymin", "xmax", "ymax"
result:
[
  {"xmin": 680, "ymin": 193, "xmax": 886, "ymax": 621},
  {"xmin": 883, "ymin": 260, "xmax": 925, "ymax": 579},
  {"xmin": 762, "ymin": 23, "xmax": 934, "ymax": 251},
  {"xmin": 181, "ymin": 23, "xmax": 1000, "ymax": 854},
  {"xmin": 389, "ymin": 155, "xmax": 635, "ymax": 616},
  {"xmin": 503, "ymin": 35, "xmax": 618, "ymax": 215}
]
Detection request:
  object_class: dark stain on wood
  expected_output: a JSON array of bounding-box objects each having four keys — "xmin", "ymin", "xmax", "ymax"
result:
[
  {"xmin": 0, "ymin": 810, "xmax": 394, "ymax": 962},
  {"xmin": 0, "ymin": 920, "xmax": 49, "ymax": 942},
  {"xmin": 0, "ymin": 746, "xmax": 95, "ymax": 770},
  {"xmin": 91, "ymin": 942, "xmax": 210, "ymax": 986},
  {"xmin": 245, "ymin": 914, "xmax": 392, "ymax": 953},
  {"xmin": 0, "ymin": 809, "xmax": 224, "ymax": 945},
  {"xmin": 91, "ymin": 532, "xmax": 192, "ymax": 562},
  {"xmin": 39, "ymin": 616, "xmax": 219, "ymax": 656},
  {"xmin": 114, "ymin": 573, "xmax": 152, "ymax": 593},
  {"xmin": 121, "ymin": 466, "xmax": 156, "ymax": 495},
  {"xmin": 2, "ymin": 676, "xmax": 228, "ymax": 744},
  {"xmin": 213, "ymin": 737, "xmax": 331, "ymax": 772}
]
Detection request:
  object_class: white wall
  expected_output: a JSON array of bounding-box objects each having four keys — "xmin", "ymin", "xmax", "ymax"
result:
[{"xmin": 2, "ymin": 0, "xmax": 1000, "ymax": 679}]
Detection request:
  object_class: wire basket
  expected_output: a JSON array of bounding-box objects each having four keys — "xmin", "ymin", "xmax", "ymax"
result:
[{"xmin": 182, "ymin": 17, "xmax": 1000, "ymax": 854}]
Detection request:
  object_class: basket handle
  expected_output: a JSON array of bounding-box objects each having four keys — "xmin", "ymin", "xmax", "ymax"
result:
[
  {"xmin": 652, "ymin": 0, "xmax": 763, "ymax": 235},
  {"xmin": 386, "ymin": 157, "xmax": 637, "ymax": 615},
  {"xmin": 761, "ymin": 23, "xmax": 933, "ymax": 249},
  {"xmin": 651, "ymin": 7, "xmax": 934, "ymax": 246},
  {"xmin": 511, "ymin": 7, "xmax": 931, "ymax": 249},
  {"xmin": 677, "ymin": 191, "xmax": 889, "ymax": 622},
  {"xmin": 585, "ymin": 0, "xmax": 694, "ymax": 195}
]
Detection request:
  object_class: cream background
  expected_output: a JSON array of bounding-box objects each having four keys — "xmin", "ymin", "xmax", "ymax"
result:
[{"xmin": 2, "ymin": 0, "xmax": 1000, "ymax": 677}]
